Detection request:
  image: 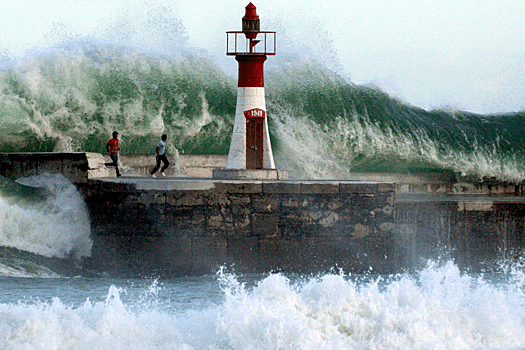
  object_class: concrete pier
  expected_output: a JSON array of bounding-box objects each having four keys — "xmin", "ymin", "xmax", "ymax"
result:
[
  {"xmin": 2, "ymin": 152, "xmax": 525, "ymax": 277},
  {"xmin": 395, "ymin": 194, "xmax": 525, "ymax": 271},
  {"xmin": 79, "ymin": 177, "xmax": 396, "ymax": 276}
]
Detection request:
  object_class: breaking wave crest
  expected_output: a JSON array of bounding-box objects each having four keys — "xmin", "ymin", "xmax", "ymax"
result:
[
  {"xmin": 0, "ymin": 174, "xmax": 92, "ymax": 260},
  {"xmin": 1, "ymin": 31, "xmax": 524, "ymax": 182},
  {"xmin": 1, "ymin": 262, "xmax": 524, "ymax": 349}
]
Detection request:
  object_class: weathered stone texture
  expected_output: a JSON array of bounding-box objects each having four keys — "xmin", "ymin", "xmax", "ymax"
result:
[
  {"xmin": 0, "ymin": 152, "xmax": 108, "ymax": 183},
  {"xmin": 80, "ymin": 179, "xmax": 396, "ymax": 277},
  {"xmin": 395, "ymin": 200, "xmax": 525, "ymax": 272}
]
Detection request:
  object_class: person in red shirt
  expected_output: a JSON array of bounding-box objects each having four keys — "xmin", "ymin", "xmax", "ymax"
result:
[{"xmin": 105, "ymin": 131, "xmax": 121, "ymax": 177}]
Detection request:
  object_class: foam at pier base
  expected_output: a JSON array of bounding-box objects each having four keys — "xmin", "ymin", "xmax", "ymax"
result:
[
  {"xmin": 0, "ymin": 262, "xmax": 524, "ymax": 349},
  {"xmin": 0, "ymin": 174, "xmax": 92, "ymax": 260}
]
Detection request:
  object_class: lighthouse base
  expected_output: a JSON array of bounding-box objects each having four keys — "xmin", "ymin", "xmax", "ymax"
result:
[{"xmin": 212, "ymin": 169, "xmax": 287, "ymax": 180}]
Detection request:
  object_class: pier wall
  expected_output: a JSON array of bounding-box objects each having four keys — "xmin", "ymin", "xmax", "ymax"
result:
[
  {"xmin": 0, "ymin": 152, "xmax": 109, "ymax": 183},
  {"xmin": 2, "ymin": 152, "xmax": 525, "ymax": 277},
  {"xmin": 2, "ymin": 152, "xmax": 524, "ymax": 196},
  {"xmin": 80, "ymin": 179, "xmax": 396, "ymax": 277},
  {"xmin": 395, "ymin": 199, "xmax": 525, "ymax": 271},
  {"xmin": 120, "ymin": 154, "xmax": 227, "ymax": 178}
]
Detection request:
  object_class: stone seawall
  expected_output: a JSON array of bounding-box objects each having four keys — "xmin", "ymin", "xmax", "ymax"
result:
[
  {"xmin": 3, "ymin": 152, "xmax": 525, "ymax": 277},
  {"xmin": 0, "ymin": 152, "xmax": 110, "ymax": 183},
  {"xmin": 395, "ymin": 196, "xmax": 525, "ymax": 272},
  {"xmin": 3, "ymin": 152, "xmax": 523, "ymax": 195},
  {"xmin": 79, "ymin": 178, "xmax": 396, "ymax": 277},
  {"xmin": 119, "ymin": 154, "xmax": 227, "ymax": 178}
]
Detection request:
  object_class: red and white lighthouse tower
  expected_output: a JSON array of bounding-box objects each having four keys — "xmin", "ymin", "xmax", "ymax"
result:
[{"xmin": 214, "ymin": 3, "xmax": 284, "ymax": 180}]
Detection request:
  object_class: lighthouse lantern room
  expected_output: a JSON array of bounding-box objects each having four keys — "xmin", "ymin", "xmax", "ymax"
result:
[{"xmin": 215, "ymin": 3, "xmax": 284, "ymax": 180}]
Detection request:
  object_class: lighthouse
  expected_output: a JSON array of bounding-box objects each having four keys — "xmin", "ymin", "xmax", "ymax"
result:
[{"xmin": 213, "ymin": 3, "xmax": 285, "ymax": 180}]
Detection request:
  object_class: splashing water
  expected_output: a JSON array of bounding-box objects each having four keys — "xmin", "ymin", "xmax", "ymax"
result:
[
  {"xmin": 0, "ymin": 174, "xmax": 92, "ymax": 259},
  {"xmin": 217, "ymin": 262, "xmax": 525, "ymax": 349},
  {"xmin": 0, "ymin": 262, "xmax": 523, "ymax": 349},
  {"xmin": 1, "ymin": 7, "xmax": 524, "ymax": 181}
]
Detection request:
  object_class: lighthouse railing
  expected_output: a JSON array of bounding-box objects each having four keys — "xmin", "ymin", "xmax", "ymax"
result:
[{"xmin": 226, "ymin": 31, "xmax": 276, "ymax": 56}]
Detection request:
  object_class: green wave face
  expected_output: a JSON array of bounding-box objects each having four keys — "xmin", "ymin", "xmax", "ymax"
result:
[
  {"xmin": 266, "ymin": 62, "xmax": 525, "ymax": 182},
  {"xmin": 0, "ymin": 43, "xmax": 237, "ymax": 156},
  {"xmin": 1, "ymin": 42, "xmax": 524, "ymax": 182}
]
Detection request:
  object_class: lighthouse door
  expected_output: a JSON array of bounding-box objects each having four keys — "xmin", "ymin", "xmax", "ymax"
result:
[{"xmin": 246, "ymin": 118, "xmax": 264, "ymax": 169}]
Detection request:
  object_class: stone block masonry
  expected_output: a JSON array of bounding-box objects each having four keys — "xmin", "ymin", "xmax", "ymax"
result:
[
  {"xmin": 395, "ymin": 197, "xmax": 525, "ymax": 272},
  {"xmin": 4, "ymin": 153, "xmax": 525, "ymax": 277},
  {"xmin": 0, "ymin": 152, "xmax": 110, "ymax": 183},
  {"xmin": 79, "ymin": 178, "xmax": 396, "ymax": 277}
]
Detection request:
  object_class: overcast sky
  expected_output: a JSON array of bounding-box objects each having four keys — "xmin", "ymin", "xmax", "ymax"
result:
[{"xmin": 1, "ymin": 0, "xmax": 524, "ymax": 114}]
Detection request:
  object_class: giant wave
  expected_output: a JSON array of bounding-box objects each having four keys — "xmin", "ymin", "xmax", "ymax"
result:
[{"xmin": 1, "ymin": 28, "xmax": 524, "ymax": 182}]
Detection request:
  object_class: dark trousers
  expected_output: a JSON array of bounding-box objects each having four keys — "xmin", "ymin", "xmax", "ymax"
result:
[
  {"xmin": 151, "ymin": 154, "xmax": 169, "ymax": 174},
  {"xmin": 105, "ymin": 153, "xmax": 120, "ymax": 175}
]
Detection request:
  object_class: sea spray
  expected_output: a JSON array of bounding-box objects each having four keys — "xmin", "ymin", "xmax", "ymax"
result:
[
  {"xmin": 217, "ymin": 262, "xmax": 525, "ymax": 349},
  {"xmin": 266, "ymin": 63, "xmax": 525, "ymax": 182},
  {"xmin": 0, "ymin": 279, "xmax": 222, "ymax": 350},
  {"xmin": 0, "ymin": 42, "xmax": 236, "ymax": 155},
  {"xmin": 0, "ymin": 262, "xmax": 523, "ymax": 348},
  {"xmin": 0, "ymin": 174, "xmax": 91, "ymax": 259},
  {"xmin": 2, "ymin": 37, "xmax": 525, "ymax": 181}
]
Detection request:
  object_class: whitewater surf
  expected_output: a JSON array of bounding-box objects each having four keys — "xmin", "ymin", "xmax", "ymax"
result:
[
  {"xmin": 1, "ymin": 2, "xmax": 525, "ymax": 349},
  {"xmin": 1, "ymin": 39, "xmax": 524, "ymax": 181}
]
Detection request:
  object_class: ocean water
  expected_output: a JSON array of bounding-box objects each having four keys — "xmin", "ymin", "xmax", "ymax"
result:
[
  {"xmin": 0, "ymin": 173, "xmax": 523, "ymax": 349},
  {"xmin": 2, "ymin": 4, "xmax": 525, "ymax": 349},
  {"xmin": 0, "ymin": 263, "xmax": 525, "ymax": 349}
]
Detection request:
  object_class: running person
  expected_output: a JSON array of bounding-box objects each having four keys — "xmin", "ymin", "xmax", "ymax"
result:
[
  {"xmin": 105, "ymin": 131, "xmax": 121, "ymax": 177},
  {"xmin": 150, "ymin": 134, "xmax": 169, "ymax": 177}
]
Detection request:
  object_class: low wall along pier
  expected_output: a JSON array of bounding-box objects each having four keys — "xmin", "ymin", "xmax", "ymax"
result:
[
  {"xmin": 0, "ymin": 152, "xmax": 228, "ymax": 182},
  {"xmin": 2, "ymin": 152, "xmax": 525, "ymax": 277}
]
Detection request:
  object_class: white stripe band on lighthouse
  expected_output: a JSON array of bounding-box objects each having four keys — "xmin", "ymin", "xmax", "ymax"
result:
[{"xmin": 227, "ymin": 86, "xmax": 275, "ymax": 169}]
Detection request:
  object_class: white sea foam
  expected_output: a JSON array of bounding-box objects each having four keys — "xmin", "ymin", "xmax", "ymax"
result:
[
  {"xmin": 0, "ymin": 282, "xmax": 222, "ymax": 350},
  {"xmin": 0, "ymin": 262, "xmax": 523, "ymax": 349},
  {"xmin": 217, "ymin": 262, "xmax": 525, "ymax": 349},
  {"xmin": 0, "ymin": 174, "xmax": 92, "ymax": 259}
]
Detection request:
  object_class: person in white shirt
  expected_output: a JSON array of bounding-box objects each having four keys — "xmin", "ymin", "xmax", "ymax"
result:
[{"xmin": 150, "ymin": 134, "xmax": 170, "ymax": 177}]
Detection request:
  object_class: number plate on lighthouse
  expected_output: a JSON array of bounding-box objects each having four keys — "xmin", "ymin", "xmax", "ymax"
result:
[{"xmin": 244, "ymin": 108, "xmax": 266, "ymax": 119}]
